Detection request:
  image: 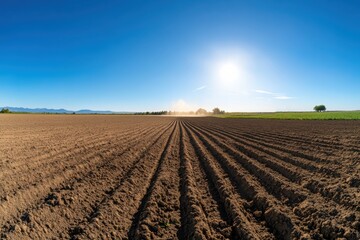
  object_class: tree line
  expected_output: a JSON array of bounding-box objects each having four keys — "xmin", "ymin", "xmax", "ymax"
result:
[
  {"xmin": 195, "ymin": 107, "xmax": 225, "ymax": 115},
  {"xmin": 134, "ymin": 111, "xmax": 168, "ymax": 115},
  {"xmin": 0, "ymin": 108, "xmax": 11, "ymax": 113}
]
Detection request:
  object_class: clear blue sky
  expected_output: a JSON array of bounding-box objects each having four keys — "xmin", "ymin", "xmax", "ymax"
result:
[{"xmin": 1, "ymin": 0, "xmax": 359, "ymax": 112}]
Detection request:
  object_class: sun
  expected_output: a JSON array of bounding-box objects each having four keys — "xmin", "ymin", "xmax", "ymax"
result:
[{"xmin": 216, "ymin": 61, "xmax": 241, "ymax": 85}]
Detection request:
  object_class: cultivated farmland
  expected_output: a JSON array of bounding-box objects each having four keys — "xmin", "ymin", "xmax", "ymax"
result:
[{"xmin": 0, "ymin": 115, "xmax": 359, "ymax": 239}]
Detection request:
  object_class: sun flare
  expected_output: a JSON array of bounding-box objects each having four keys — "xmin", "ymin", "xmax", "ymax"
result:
[
  {"xmin": 218, "ymin": 62, "xmax": 239, "ymax": 82},
  {"xmin": 216, "ymin": 61, "xmax": 241, "ymax": 85}
]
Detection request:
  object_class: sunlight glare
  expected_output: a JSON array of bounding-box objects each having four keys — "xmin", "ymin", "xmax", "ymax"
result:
[{"xmin": 217, "ymin": 61, "xmax": 240, "ymax": 84}]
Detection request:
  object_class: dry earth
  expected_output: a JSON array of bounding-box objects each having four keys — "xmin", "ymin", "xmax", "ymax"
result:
[{"xmin": 0, "ymin": 115, "xmax": 359, "ymax": 239}]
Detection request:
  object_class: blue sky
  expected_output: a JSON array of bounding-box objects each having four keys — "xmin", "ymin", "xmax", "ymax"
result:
[{"xmin": 1, "ymin": 0, "xmax": 359, "ymax": 112}]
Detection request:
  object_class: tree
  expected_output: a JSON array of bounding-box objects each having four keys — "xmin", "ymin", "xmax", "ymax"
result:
[
  {"xmin": 313, "ymin": 105, "xmax": 326, "ymax": 112},
  {"xmin": 212, "ymin": 107, "xmax": 221, "ymax": 114},
  {"xmin": 0, "ymin": 108, "xmax": 10, "ymax": 113},
  {"xmin": 212, "ymin": 107, "xmax": 225, "ymax": 115},
  {"xmin": 196, "ymin": 108, "xmax": 207, "ymax": 115}
]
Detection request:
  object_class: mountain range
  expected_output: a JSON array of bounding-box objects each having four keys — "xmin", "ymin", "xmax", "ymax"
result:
[{"xmin": 1, "ymin": 107, "xmax": 132, "ymax": 114}]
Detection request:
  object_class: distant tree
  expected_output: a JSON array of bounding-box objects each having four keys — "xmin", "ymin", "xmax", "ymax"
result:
[
  {"xmin": 212, "ymin": 107, "xmax": 225, "ymax": 115},
  {"xmin": 212, "ymin": 107, "xmax": 221, "ymax": 114},
  {"xmin": 313, "ymin": 105, "xmax": 326, "ymax": 112},
  {"xmin": 196, "ymin": 108, "xmax": 207, "ymax": 115},
  {"xmin": 0, "ymin": 108, "xmax": 10, "ymax": 113}
]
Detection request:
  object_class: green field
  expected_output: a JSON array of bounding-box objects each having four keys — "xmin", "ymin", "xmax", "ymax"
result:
[{"xmin": 216, "ymin": 111, "xmax": 360, "ymax": 120}]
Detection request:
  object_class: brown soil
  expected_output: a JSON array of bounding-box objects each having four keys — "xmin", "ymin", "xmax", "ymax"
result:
[{"xmin": 0, "ymin": 115, "xmax": 359, "ymax": 239}]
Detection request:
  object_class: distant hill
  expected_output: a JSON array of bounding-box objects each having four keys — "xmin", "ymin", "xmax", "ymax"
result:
[{"xmin": 1, "ymin": 107, "xmax": 132, "ymax": 114}]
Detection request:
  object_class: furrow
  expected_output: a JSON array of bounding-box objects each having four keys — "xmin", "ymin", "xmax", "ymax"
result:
[
  {"xmin": 185, "ymin": 120, "xmax": 359, "ymax": 239},
  {"xmin": 241, "ymin": 133, "xmax": 336, "ymax": 165},
  {"xmin": 184, "ymin": 122, "xmax": 306, "ymax": 239},
  {"xmin": 129, "ymin": 122, "xmax": 181, "ymax": 239},
  {"xmin": 73, "ymin": 121, "xmax": 177, "ymax": 239},
  {"xmin": 199, "ymin": 124, "xmax": 359, "ymax": 209},
  {"xmin": 194, "ymin": 121, "xmax": 341, "ymax": 177},
  {"xmin": 189, "ymin": 122, "xmax": 359, "ymax": 210},
  {"xmin": 255, "ymin": 132, "xmax": 343, "ymax": 151},
  {"xmin": 259, "ymin": 131, "xmax": 360, "ymax": 152},
  {"xmin": 248, "ymin": 132, "xmax": 345, "ymax": 166},
  {"xmin": 0, "ymin": 122, "xmax": 153, "ymax": 194},
  {"xmin": 184, "ymin": 123, "xmax": 275, "ymax": 240},
  {"xmin": 1, "ymin": 117, "xmax": 161, "ymax": 174},
  {"xmin": 1, "ymin": 122, "xmax": 173, "ymax": 239},
  {"xmin": 195, "ymin": 119, "xmax": 336, "ymax": 166},
  {"xmin": 179, "ymin": 121, "xmax": 230, "ymax": 240},
  {"xmin": 185, "ymin": 121, "xmax": 308, "ymax": 205},
  {"xmin": 0, "ymin": 125, "xmax": 147, "ymax": 200}
]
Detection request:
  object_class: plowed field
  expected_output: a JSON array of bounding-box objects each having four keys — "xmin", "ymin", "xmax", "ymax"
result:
[{"xmin": 1, "ymin": 115, "xmax": 359, "ymax": 239}]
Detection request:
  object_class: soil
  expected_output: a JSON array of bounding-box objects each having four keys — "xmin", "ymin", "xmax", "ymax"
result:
[{"xmin": 0, "ymin": 115, "xmax": 359, "ymax": 239}]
